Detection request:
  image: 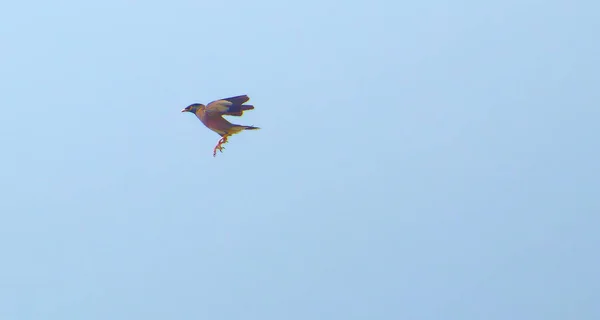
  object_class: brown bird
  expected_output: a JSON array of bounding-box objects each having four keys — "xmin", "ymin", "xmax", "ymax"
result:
[{"xmin": 181, "ymin": 95, "xmax": 260, "ymax": 157}]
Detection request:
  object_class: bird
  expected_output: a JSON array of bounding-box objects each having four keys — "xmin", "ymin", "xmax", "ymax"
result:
[{"xmin": 181, "ymin": 95, "xmax": 260, "ymax": 157}]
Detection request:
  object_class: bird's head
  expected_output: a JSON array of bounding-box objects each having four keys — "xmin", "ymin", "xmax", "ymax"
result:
[{"xmin": 181, "ymin": 103, "xmax": 205, "ymax": 113}]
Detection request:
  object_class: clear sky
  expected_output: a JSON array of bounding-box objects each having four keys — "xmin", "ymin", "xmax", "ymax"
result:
[{"xmin": 0, "ymin": 0, "xmax": 598, "ymax": 319}]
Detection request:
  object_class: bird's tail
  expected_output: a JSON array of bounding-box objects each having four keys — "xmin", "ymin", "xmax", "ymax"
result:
[{"xmin": 228, "ymin": 125, "xmax": 260, "ymax": 135}]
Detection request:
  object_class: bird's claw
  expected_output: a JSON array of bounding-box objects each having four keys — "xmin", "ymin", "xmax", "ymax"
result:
[
  {"xmin": 212, "ymin": 136, "xmax": 229, "ymax": 157},
  {"xmin": 213, "ymin": 145, "xmax": 225, "ymax": 156}
]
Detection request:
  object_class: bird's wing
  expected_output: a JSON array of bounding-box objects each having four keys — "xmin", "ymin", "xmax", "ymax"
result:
[
  {"xmin": 205, "ymin": 95, "xmax": 254, "ymax": 117},
  {"xmin": 205, "ymin": 100, "xmax": 233, "ymax": 115},
  {"xmin": 221, "ymin": 95, "xmax": 250, "ymax": 105}
]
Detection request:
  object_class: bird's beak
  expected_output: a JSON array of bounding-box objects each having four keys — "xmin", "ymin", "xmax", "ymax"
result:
[{"xmin": 181, "ymin": 109, "xmax": 187, "ymax": 112}]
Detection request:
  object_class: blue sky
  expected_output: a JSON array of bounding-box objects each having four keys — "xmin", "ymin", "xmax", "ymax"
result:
[{"xmin": 1, "ymin": 0, "xmax": 598, "ymax": 319}]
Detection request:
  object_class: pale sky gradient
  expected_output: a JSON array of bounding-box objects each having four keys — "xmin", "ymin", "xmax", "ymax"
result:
[{"xmin": 1, "ymin": 0, "xmax": 599, "ymax": 319}]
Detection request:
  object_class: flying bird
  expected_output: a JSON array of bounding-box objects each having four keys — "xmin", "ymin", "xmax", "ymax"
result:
[{"xmin": 181, "ymin": 95, "xmax": 260, "ymax": 157}]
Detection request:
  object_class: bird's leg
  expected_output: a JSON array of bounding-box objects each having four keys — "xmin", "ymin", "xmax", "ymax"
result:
[{"xmin": 213, "ymin": 135, "xmax": 230, "ymax": 157}]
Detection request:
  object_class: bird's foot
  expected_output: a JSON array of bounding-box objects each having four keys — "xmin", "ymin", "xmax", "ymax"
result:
[
  {"xmin": 213, "ymin": 144, "xmax": 225, "ymax": 157},
  {"xmin": 212, "ymin": 136, "xmax": 229, "ymax": 157}
]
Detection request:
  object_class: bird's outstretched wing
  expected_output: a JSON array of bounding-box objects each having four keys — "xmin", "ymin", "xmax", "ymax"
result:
[
  {"xmin": 205, "ymin": 95, "xmax": 254, "ymax": 117},
  {"xmin": 221, "ymin": 95, "xmax": 250, "ymax": 105}
]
